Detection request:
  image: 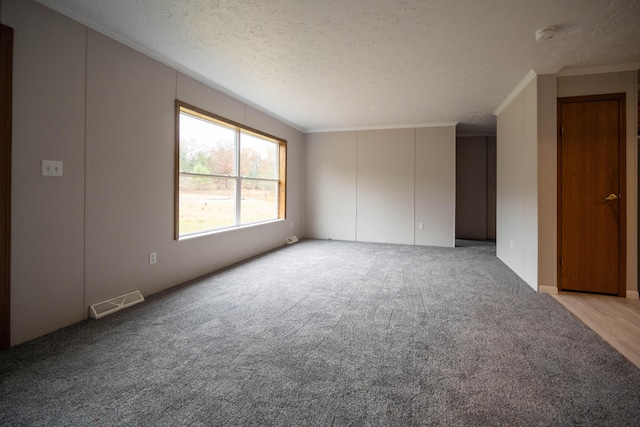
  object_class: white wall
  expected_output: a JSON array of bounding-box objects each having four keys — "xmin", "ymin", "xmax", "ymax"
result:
[
  {"xmin": 536, "ymin": 74, "xmax": 558, "ymax": 291},
  {"xmin": 304, "ymin": 126, "xmax": 455, "ymax": 247},
  {"xmin": 357, "ymin": 129, "xmax": 415, "ymax": 244},
  {"xmin": 522, "ymin": 80, "xmax": 539, "ymax": 288},
  {"xmin": 4, "ymin": 0, "xmax": 304, "ymax": 345},
  {"xmin": 496, "ymin": 77, "xmax": 538, "ymax": 289},
  {"xmin": 7, "ymin": 0, "xmax": 87, "ymax": 341},
  {"xmin": 415, "ymin": 126, "xmax": 456, "ymax": 247},
  {"xmin": 304, "ymin": 132, "xmax": 357, "ymax": 240}
]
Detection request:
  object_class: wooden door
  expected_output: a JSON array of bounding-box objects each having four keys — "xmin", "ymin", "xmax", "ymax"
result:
[{"xmin": 558, "ymin": 93, "xmax": 626, "ymax": 296}]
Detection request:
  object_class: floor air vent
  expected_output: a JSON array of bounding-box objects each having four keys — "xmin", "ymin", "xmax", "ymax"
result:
[{"xmin": 90, "ymin": 290, "xmax": 145, "ymax": 319}]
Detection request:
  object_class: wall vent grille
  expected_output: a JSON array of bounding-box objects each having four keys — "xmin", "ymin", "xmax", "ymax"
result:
[
  {"xmin": 89, "ymin": 290, "xmax": 145, "ymax": 319},
  {"xmin": 286, "ymin": 236, "xmax": 299, "ymax": 245}
]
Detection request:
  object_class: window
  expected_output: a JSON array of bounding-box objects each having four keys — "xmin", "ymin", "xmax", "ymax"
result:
[{"xmin": 175, "ymin": 101, "xmax": 286, "ymax": 239}]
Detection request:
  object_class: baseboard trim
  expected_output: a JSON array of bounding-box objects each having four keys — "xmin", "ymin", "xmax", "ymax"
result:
[
  {"xmin": 626, "ymin": 291, "xmax": 639, "ymax": 300},
  {"xmin": 539, "ymin": 287, "xmax": 638, "ymax": 299},
  {"xmin": 539, "ymin": 286, "xmax": 558, "ymax": 295}
]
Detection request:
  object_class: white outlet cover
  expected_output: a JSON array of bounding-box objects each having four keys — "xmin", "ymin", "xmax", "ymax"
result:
[{"xmin": 42, "ymin": 160, "xmax": 63, "ymax": 177}]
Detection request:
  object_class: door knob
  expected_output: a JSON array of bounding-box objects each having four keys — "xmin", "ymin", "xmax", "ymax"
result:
[{"xmin": 604, "ymin": 193, "xmax": 619, "ymax": 201}]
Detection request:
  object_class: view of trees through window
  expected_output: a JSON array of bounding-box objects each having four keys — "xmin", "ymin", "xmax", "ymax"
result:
[{"xmin": 176, "ymin": 103, "xmax": 284, "ymax": 238}]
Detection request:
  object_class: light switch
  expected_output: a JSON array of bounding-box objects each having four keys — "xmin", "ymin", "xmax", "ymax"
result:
[{"xmin": 42, "ymin": 160, "xmax": 63, "ymax": 177}]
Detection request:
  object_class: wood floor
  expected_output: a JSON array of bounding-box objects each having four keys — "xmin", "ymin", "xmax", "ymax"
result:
[{"xmin": 551, "ymin": 292, "xmax": 640, "ymax": 369}]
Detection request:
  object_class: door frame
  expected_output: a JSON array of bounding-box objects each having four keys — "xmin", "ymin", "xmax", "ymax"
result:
[
  {"xmin": 557, "ymin": 93, "xmax": 627, "ymax": 297},
  {"xmin": 0, "ymin": 24, "xmax": 12, "ymax": 349}
]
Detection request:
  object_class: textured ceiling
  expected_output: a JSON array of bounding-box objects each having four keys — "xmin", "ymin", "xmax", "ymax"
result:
[{"xmin": 36, "ymin": 0, "xmax": 640, "ymax": 134}]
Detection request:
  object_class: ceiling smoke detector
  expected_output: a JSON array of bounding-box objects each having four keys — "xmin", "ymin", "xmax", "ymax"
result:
[{"xmin": 535, "ymin": 26, "xmax": 556, "ymax": 42}]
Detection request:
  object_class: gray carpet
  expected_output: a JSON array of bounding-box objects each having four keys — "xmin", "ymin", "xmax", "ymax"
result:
[{"xmin": 1, "ymin": 239, "xmax": 639, "ymax": 426}]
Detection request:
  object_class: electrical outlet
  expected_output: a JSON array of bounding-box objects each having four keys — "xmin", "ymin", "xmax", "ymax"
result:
[
  {"xmin": 419, "ymin": 223, "xmax": 424, "ymax": 230},
  {"xmin": 149, "ymin": 252, "xmax": 157, "ymax": 265}
]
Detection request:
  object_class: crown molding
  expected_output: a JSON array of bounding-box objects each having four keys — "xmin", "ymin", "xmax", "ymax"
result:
[
  {"xmin": 533, "ymin": 66, "xmax": 563, "ymax": 75},
  {"xmin": 557, "ymin": 62, "xmax": 640, "ymax": 77},
  {"xmin": 305, "ymin": 122, "xmax": 458, "ymax": 134},
  {"xmin": 493, "ymin": 69, "xmax": 537, "ymax": 117},
  {"xmin": 495, "ymin": 61, "xmax": 640, "ymax": 117}
]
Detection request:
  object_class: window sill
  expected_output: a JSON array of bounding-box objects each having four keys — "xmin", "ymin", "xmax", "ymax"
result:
[{"xmin": 177, "ymin": 218, "xmax": 285, "ymax": 241}]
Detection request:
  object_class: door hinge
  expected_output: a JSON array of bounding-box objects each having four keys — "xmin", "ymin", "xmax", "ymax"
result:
[{"xmin": 560, "ymin": 125, "xmax": 564, "ymax": 136}]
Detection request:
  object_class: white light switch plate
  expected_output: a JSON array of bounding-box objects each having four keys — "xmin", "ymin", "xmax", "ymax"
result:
[{"xmin": 42, "ymin": 160, "xmax": 63, "ymax": 177}]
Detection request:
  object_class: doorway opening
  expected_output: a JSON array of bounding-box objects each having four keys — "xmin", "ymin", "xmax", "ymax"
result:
[{"xmin": 0, "ymin": 24, "xmax": 13, "ymax": 350}]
